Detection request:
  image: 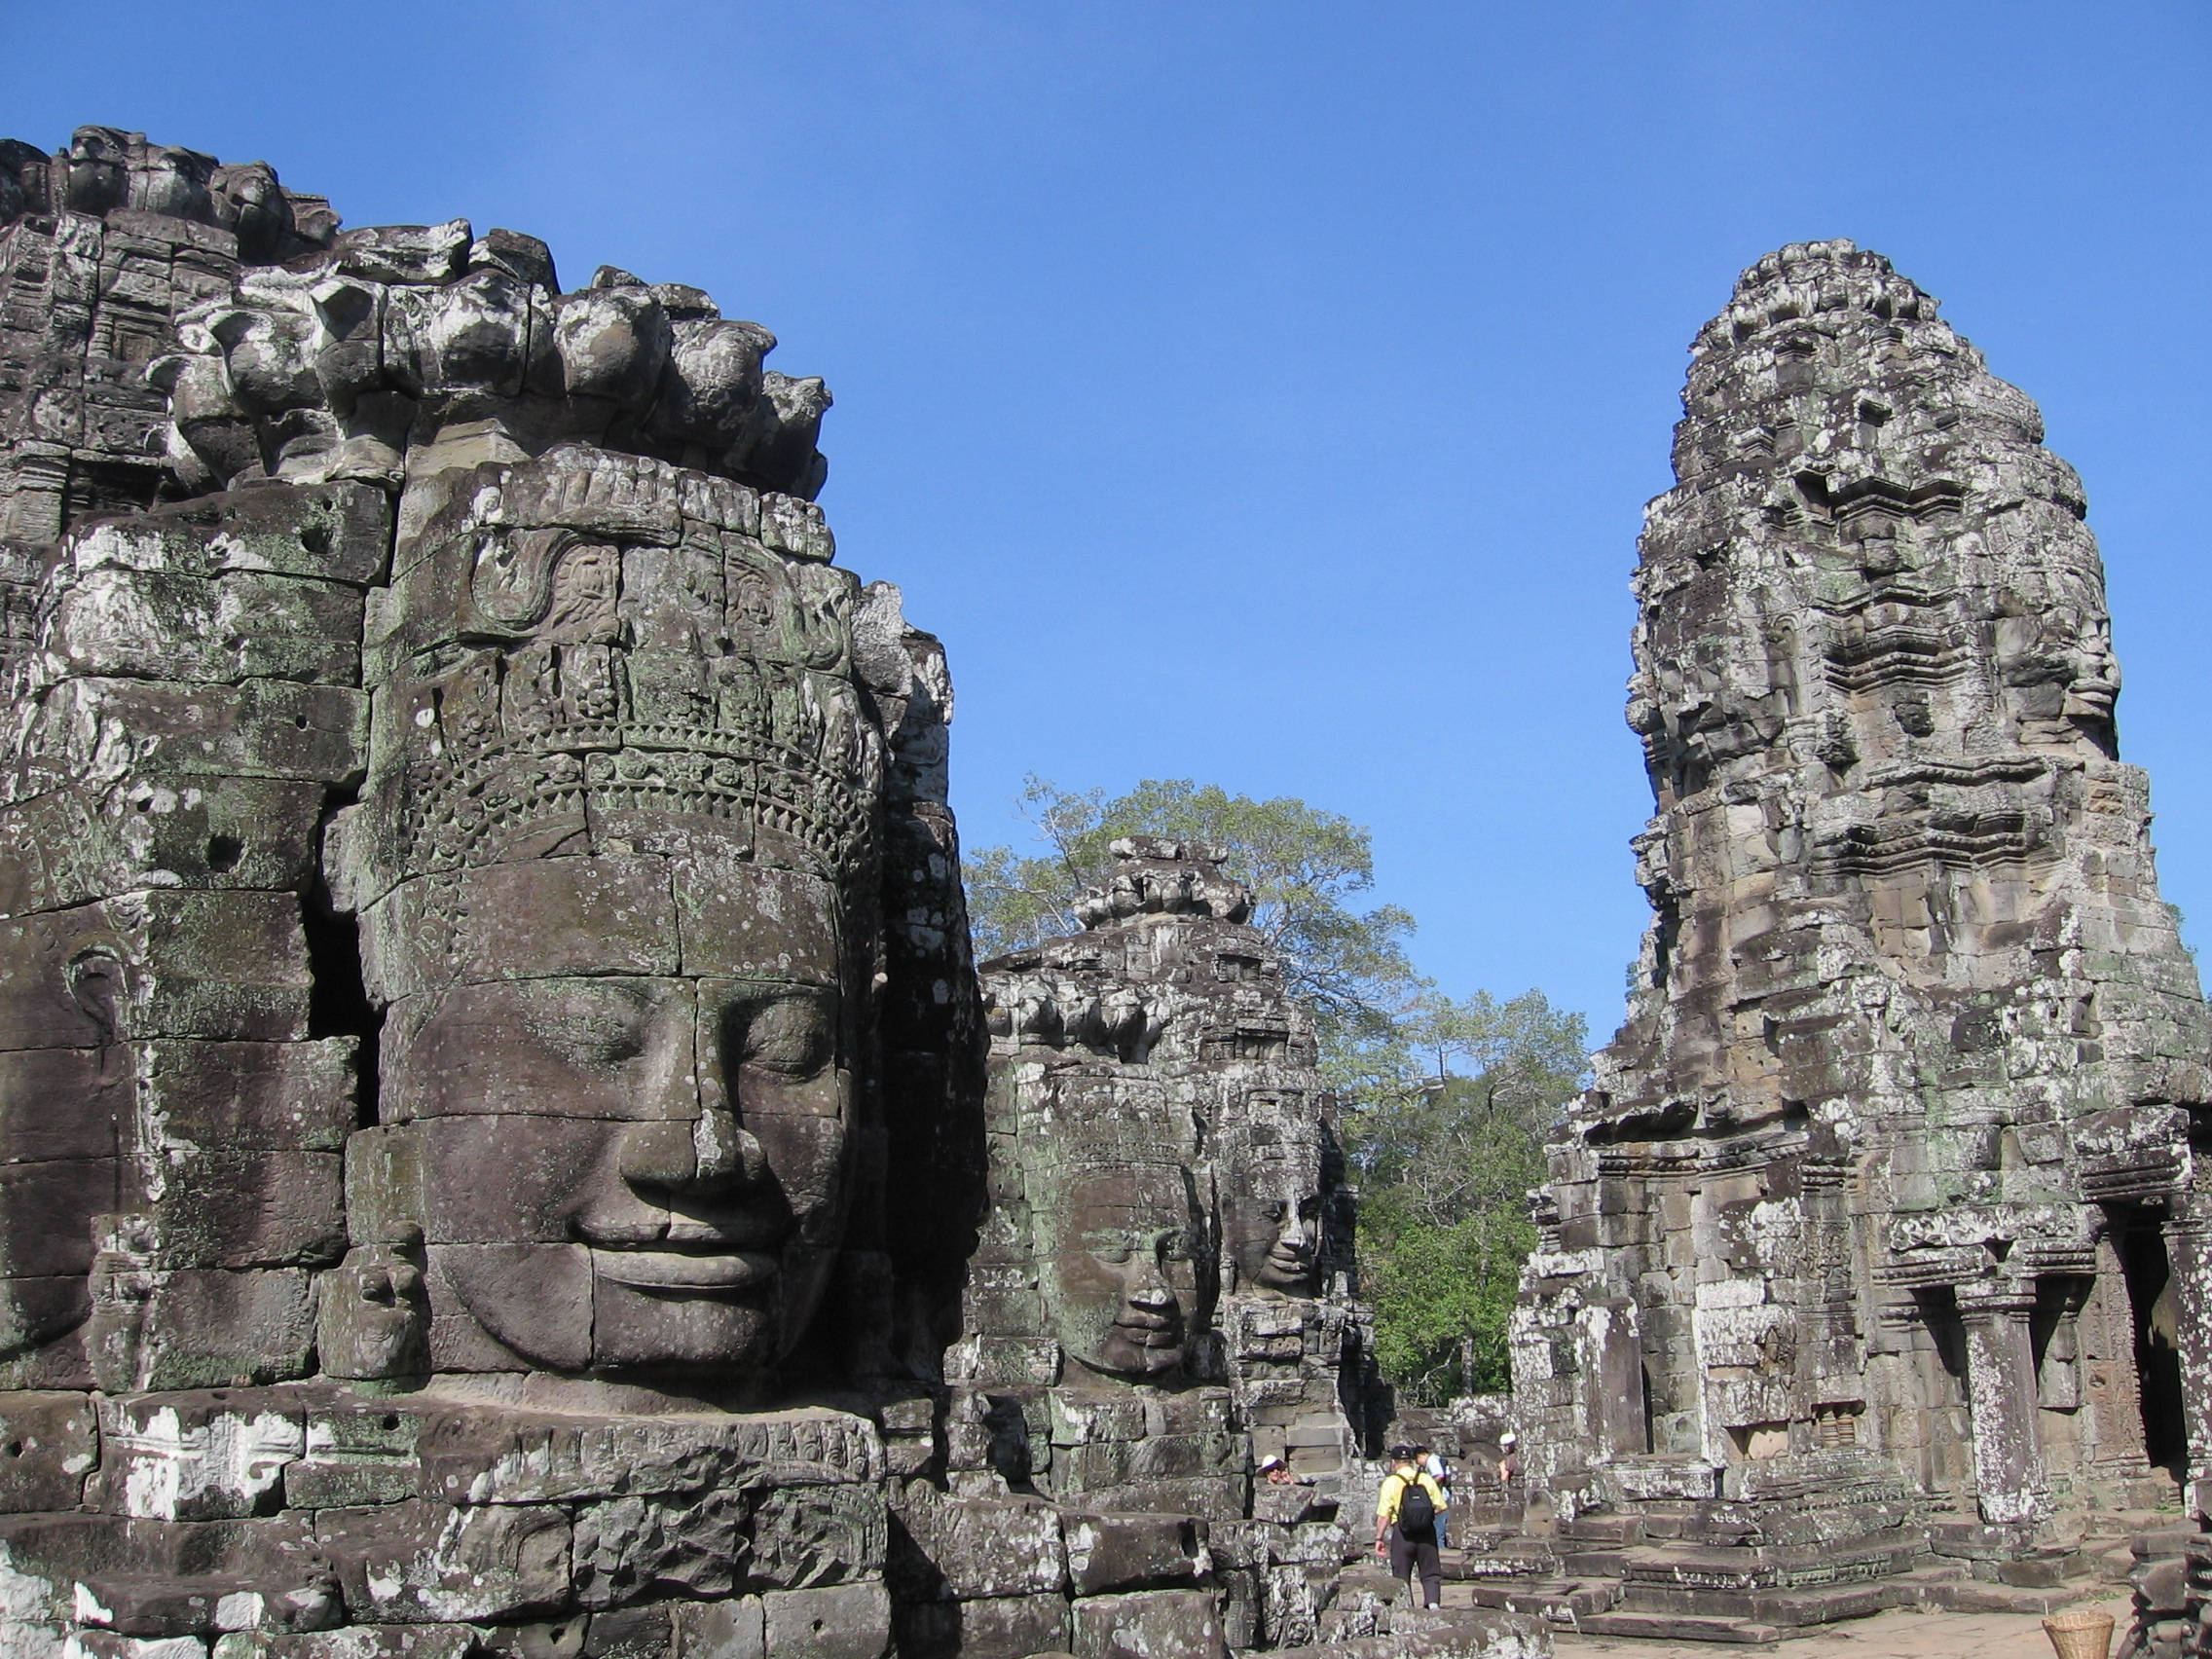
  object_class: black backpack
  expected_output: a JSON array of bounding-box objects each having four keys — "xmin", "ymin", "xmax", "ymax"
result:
[{"xmin": 1397, "ymin": 1477, "xmax": 1436, "ymax": 1539}]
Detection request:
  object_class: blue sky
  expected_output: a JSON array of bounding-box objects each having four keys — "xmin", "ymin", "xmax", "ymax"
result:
[{"xmin": 9, "ymin": 3, "xmax": 2209, "ymax": 1036}]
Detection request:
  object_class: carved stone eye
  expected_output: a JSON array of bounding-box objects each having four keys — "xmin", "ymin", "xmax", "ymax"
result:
[
  {"xmin": 538, "ymin": 1014, "xmax": 645, "ymax": 1069},
  {"xmin": 743, "ymin": 995, "xmax": 832, "ymax": 1077}
]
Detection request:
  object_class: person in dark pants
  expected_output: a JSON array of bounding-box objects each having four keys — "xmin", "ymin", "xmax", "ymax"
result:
[{"xmin": 1373, "ymin": 1445, "xmax": 1446, "ymax": 1611}]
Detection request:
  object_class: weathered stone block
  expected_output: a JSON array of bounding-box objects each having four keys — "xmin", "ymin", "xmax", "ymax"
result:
[
  {"xmin": 209, "ymin": 1626, "xmax": 477, "ymax": 1658},
  {"xmin": 104, "ymin": 892, "xmax": 314, "ymax": 1043},
  {"xmin": 750, "ymin": 1484, "xmax": 885, "ymax": 1591},
  {"xmin": 956, "ymin": 1265, "xmax": 1039, "ymax": 1337},
  {"xmin": 314, "ymin": 1499, "xmax": 571, "ymax": 1624},
  {"xmin": 674, "ymin": 862, "xmax": 837, "ymax": 980},
  {"xmin": 573, "ymin": 1488, "xmax": 748, "ymax": 1606},
  {"xmin": 136, "ymin": 1042, "xmax": 354, "ymax": 1153},
  {"xmin": 415, "ymin": 1408, "xmax": 879, "ymax": 1508},
  {"xmin": 397, "ymin": 1118, "xmax": 645, "ymax": 1244},
  {"xmin": 945, "ymin": 1338, "xmax": 1058, "ymax": 1388},
  {"xmin": 283, "ymin": 1400, "xmax": 424, "ymax": 1509},
  {"xmin": 89, "ymin": 1268, "xmax": 316, "ymax": 1392},
  {"xmin": 0, "ymin": 1048, "xmax": 126, "ymax": 1163},
  {"xmin": 447, "ymin": 858, "xmax": 680, "ymax": 983},
  {"xmin": 759, "ymin": 1580, "xmax": 889, "ymax": 1659},
  {"xmin": 1048, "ymin": 1393, "xmax": 1147, "ymax": 1448},
  {"xmin": 71, "ymin": 482, "xmax": 390, "ymax": 587},
  {"xmin": 0, "ymin": 779, "xmax": 326, "ymax": 916},
  {"xmin": 24, "ymin": 677, "xmax": 368, "ymax": 788},
  {"xmin": 58, "ymin": 1633, "xmax": 210, "ymax": 1659},
  {"xmin": 0, "ymin": 1389, "xmax": 97, "ymax": 1511},
  {"xmin": 1068, "ymin": 1588, "xmax": 1224, "ymax": 1659},
  {"xmin": 375, "ymin": 976, "xmax": 698, "ymax": 1122},
  {"xmin": 96, "ymin": 1390, "xmax": 305, "ymax": 1521},
  {"xmin": 1062, "ymin": 1511, "xmax": 1208, "ymax": 1596},
  {"xmin": 890, "ymin": 1493, "xmax": 1063, "ymax": 1602},
  {"xmin": 893, "ymin": 1591, "xmax": 1070, "ymax": 1659},
  {"xmin": 0, "ymin": 906, "xmax": 125, "ymax": 1051},
  {"xmin": 139, "ymin": 1150, "xmax": 344, "ymax": 1270},
  {"xmin": 417, "ymin": 1243, "xmax": 589, "ymax": 1373},
  {"xmin": 50, "ymin": 568, "xmax": 362, "ymax": 685},
  {"xmin": 580, "ymin": 1602, "xmax": 671, "ymax": 1658},
  {"xmin": 666, "ymin": 1596, "xmax": 764, "ymax": 1659},
  {"xmin": 0, "ymin": 1158, "xmax": 121, "ymax": 1275}
]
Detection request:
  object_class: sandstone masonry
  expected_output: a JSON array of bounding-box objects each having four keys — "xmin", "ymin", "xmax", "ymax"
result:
[{"xmin": 1499, "ymin": 240, "xmax": 2212, "ymax": 1642}]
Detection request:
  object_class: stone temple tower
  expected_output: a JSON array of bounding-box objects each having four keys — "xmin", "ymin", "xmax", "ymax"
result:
[{"xmin": 1508, "ymin": 240, "xmax": 2212, "ymax": 1623}]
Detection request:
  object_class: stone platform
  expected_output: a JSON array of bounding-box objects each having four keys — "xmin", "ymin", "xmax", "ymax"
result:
[
  {"xmin": 1442, "ymin": 1488, "xmax": 2158, "ymax": 1647},
  {"xmin": 1543, "ymin": 1590, "xmax": 2128, "ymax": 1658}
]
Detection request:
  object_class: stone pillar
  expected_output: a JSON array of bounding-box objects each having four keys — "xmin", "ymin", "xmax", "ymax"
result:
[
  {"xmin": 1957, "ymin": 1282, "xmax": 2049, "ymax": 1525},
  {"xmin": 2086, "ymin": 1232, "xmax": 2151, "ymax": 1473},
  {"xmin": 2161, "ymin": 1201, "xmax": 2212, "ymax": 1521},
  {"xmin": 1584, "ymin": 1296, "xmax": 1650, "ymax": 1459}
]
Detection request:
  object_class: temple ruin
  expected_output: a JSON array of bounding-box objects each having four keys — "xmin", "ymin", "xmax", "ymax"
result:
[
  {"xmin": 1498, "ymin": 240, "xmax": 2212, "ymax": 1644},
  {"xmin": 0, "ymin": 128, "xmax": 1543, "ymax": 1659},
  {"xmin": 5, "ymin": 125, "xmax": 2212, "ymax": 1659}
]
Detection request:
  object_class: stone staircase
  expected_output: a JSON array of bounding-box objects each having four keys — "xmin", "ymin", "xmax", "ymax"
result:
[{"xmin": 1442, "ymin": 1495, "xmax": 2154, "ymax": 1643}]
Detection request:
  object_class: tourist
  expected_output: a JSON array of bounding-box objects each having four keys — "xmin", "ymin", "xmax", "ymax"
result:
[
  {"xmin": 1258, "ymin": 1454, "xmax": 1304, "ymax": 1487},
  {"xmin": 1419, "ymin": 1445, "xmax": 1453, "ymax": 1549},
  {"xmin": 1374, "ymin": 1445, "xmax": 1447, "ymax": 1611}
]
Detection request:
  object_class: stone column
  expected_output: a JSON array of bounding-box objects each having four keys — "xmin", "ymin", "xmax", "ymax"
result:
[
  {"xmin": 1957, "ymin": 1281, "xmax": 2049, "ymax": 1525},
  {"xmin": 1583, "ymin": 1296, "xmax": 1650, "ymax": 1459},
  {"xmin": 2086, "ymin": 1232, "xmax": 2151, "ymax": 1473},
  {"xmin": 2162, "ymin": 1200, "xmax": 2212, "ymax": 1521}
]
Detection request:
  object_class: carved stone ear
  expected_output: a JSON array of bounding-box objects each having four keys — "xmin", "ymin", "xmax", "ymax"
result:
[
  {"xmin": 65, "ymin": 948, "xmax": 127, "ymax": 1042},
  {"xmin": 142, "ymin": 352, "xmax": 191, "ymax": 394}
]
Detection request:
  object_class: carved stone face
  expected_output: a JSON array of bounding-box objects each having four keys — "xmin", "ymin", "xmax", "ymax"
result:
[
  {"xmin": 1041, "ymin": 1163, "xmax": 1205, "ymax": 1381},
  {"xmin": 387, "ymin": 865, "xmax": 853, "ymax": 1376},
  {"xmin": 1225, "ymin": 1142, "xmax": 1324, "ymax": 1296},
  {"xmin": 352, "ymin": 450, "xmax": 879, "ymax": 1382}
]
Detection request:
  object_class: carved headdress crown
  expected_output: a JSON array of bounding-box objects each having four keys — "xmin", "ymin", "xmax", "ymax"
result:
[{"xmin": 372, "ymin": 446, "xmax": 882, "ymax": 890}]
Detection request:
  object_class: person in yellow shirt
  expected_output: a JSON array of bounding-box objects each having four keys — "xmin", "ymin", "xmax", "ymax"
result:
[{"xmin": 1373, "ymin": 1445, "xmax": 1447, "ymax": 1610}]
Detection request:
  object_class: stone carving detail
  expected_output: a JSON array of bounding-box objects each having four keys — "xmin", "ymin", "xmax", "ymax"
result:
[
  {"xmin": 1505, "ymin": 240, "xmax": 2212, "ymax": 1632},
  {"xmin": 0, "ymin": 129, "xmax": 1545, "ymax": 1659}
]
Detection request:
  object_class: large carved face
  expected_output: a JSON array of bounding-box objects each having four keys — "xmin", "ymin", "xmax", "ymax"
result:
[
  {"xmin": 356, "ymin": 451, "xmax": 879, "ymax": 1381},
  {"xmin": 1041, "ymin": 1163, "xmax": 1206, "ymax": 1381},
  {"xmin": 1224, "ymin": 1139, "xmax": 1324, "ymax": 1296},
  {"xmin": 385, "ymin": 862, "xmax": 854, "ymax": 1376}
]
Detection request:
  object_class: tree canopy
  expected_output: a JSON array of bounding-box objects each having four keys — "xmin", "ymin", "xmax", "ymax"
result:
[
  {"xmin": 963, "ymin": 775, "xmax": 1419, "ymax": 1048},
  {"xmin": 1338, "ymin": 988, "xmax": 1589, "ymax": 1399}
]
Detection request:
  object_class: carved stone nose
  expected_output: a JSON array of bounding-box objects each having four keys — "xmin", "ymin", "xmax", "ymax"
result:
[
  {"xmin": 692, "ymin": 1107, "xmax": 769, "ymax": 1189},
  {"xmin": 1125, "ymin": 1265, "xmax": 1176, "ymax": 1312},
  {"xmin": 616, "ymin": 1115, "xmax": 766, "ymax": 1196}
]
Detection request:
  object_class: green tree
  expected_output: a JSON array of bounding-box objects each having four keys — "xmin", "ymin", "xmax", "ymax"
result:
[
  {"xmin": 963, "ymin": 775, "xmax": 1419, "ymax": 1050},
  {"xmin": 1342, "ymin": 988, "xmax": 1589, "ymax": 1401}
]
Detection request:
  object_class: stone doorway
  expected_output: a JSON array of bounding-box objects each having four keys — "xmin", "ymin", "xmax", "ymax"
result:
[{"xmin": 2113, "ymin": 1208, "xmax": 2189, "ymax": 1480}]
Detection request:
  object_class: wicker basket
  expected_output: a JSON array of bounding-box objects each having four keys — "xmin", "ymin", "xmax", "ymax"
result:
[{"xmin": 2043, "ymin": 1608, "xmax": 2115, "ymax": 1659}]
